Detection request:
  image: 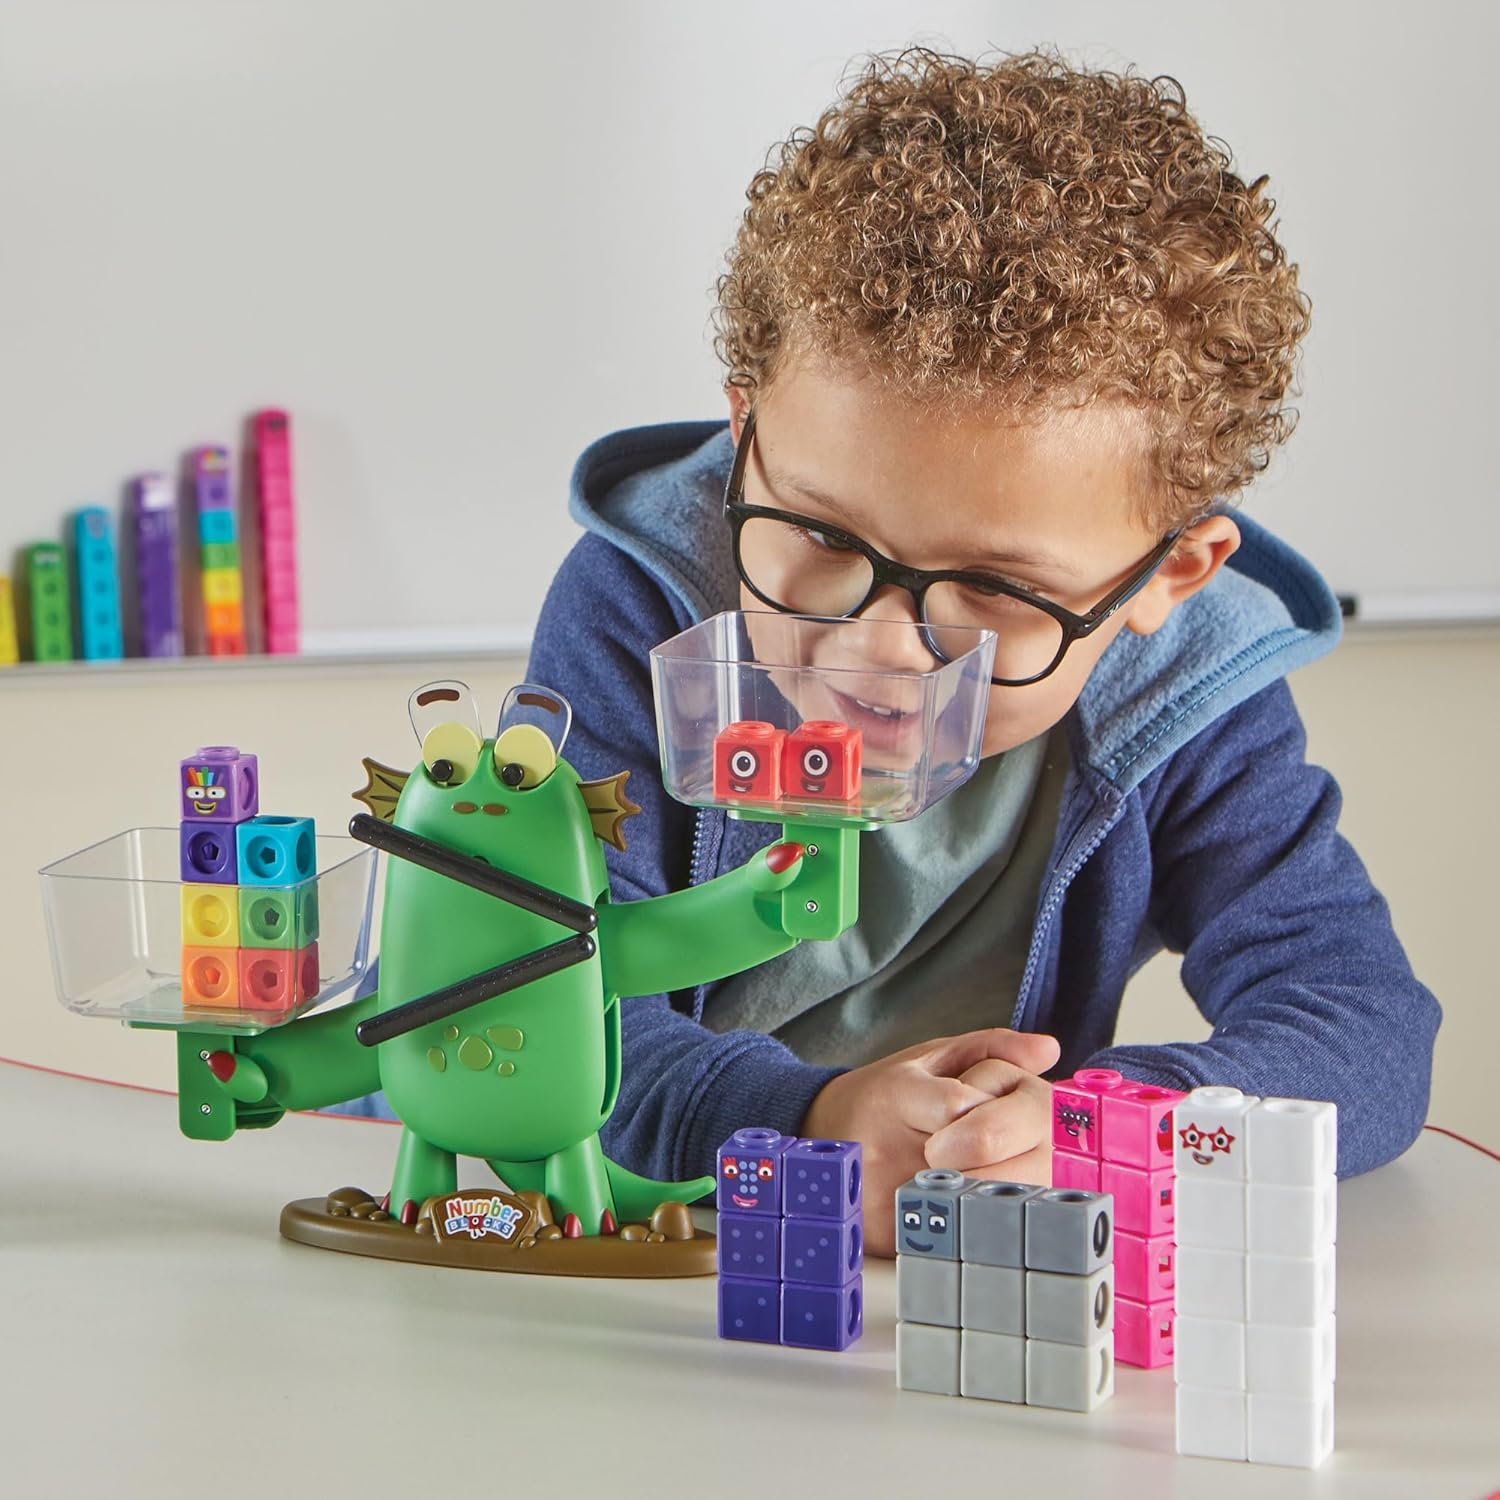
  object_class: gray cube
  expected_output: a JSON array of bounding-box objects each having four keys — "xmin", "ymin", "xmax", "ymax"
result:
[
  {"xmin": 960, "ymin": 1329, "xmax": 1026, "ymax": 1403},
  {"xmin": 895, "ymin": 1168, "xmax": 971, "ymax": 1260},
  {"xmin": 960, "ymin": 1261, "xmax": 1026, "ymax": 1335},
  {"xmin": 1026, "ymin": 1337, "xmax": 1115, "ymax": 1412},
  {"xmin": 1025, "ymin": 1265, "xmax": 1114, "ymax": 1346},
  {"xmin": 1024, "ymin": 1189, "xmax": 1113, "ymax": 1274},
  {"xmin": 897, "ymin": 1321, "xmax": 960, "ymax": 1396},
  {"xmin": 898, "ymin": 1252, "xmax": 960, "ymax": 1327},
  {"xmin": 959, "ymin": 1180, "xmax": 1040, "ymax": 1268}
]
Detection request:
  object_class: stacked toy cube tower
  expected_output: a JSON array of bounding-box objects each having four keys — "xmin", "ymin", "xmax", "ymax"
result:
[
  {"xmin": 1052, "ymin": 1068, "xmax": 1185, "ymax": 1369},
  {"xmin": 895, "ymin": 1169, "xmax": 1116, "ymax": 1412},
  {"xmin": 191, "ymin": 446, "xmax": 247, "ymax": 655},
  {"xmin": 716, "ymin": 1128, "xmax": 865, "ymax": 1352},
  {"xmin": 179, "ymin": 746, "xmax": 320, "ymax": 1015},
  {"xmin": 1173, "ymin": 1087, "xmax": 1337, "ymax": 1469}
]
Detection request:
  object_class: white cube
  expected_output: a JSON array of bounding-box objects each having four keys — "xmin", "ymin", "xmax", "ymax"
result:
[
  {"xmin": 1176, "ymin": 1245, "xmax": 1246, "ymax": 1321},
  {"xmin": 1247, "ymin": 1247, "xmax": 1336, "ymax": 1325},
  {"xmin": 1174, "ymin": 1087, "xmax": 1258, "ymax": 1183},
  {"xmin": 1176, "ymin": 1383, "xmax": 1248, "ymax": 1461},
  {"xmin": 1174, "ymin": 1314, "xmax": 1245, "ymax": 1390},
  {"xmin": 1176, "ymin": 1176, "xmax": 1247, "ymax": 1251},
  {"xmin": 1248, "ymin": 1387, "xmax": 1335, "ymax": 1468},
  {"xmin": 1246, "ymin": 1097, "xmax": 1337, "ymax": 1185},
  {"xmin": 1247, "ymin": 1179, "xmax": 1337, "ymax": 1258},
  {"xmin": 1246, "ymin": 1316, "xmax": 1336, "ymax": 1396}
]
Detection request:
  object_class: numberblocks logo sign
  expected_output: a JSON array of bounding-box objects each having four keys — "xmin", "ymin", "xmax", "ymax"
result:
[{"xmin": 443, "ymin": 1194, "xmax": 525, "ymax": 1241}]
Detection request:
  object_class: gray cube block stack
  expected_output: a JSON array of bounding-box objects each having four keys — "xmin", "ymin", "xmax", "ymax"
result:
[{"xmin": 894, "ymin": 1171, "xmax": 1115, "ymax": 1414}]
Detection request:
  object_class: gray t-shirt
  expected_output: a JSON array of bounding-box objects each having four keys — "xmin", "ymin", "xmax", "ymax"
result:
[{"xmin": 702, "ymin": 725, "xmax": 1069, "ymax": 1066}]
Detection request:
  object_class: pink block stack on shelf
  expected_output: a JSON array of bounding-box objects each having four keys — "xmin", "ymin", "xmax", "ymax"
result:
[{"xmin": 1051, "ymin": 1067, "xmax": 1185, "ymax": 1368}]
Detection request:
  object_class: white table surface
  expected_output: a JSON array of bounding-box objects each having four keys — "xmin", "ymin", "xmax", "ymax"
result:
[{"xmin": 2, "ymin": 1059, "xmax": 1496, "ymax": 1500}]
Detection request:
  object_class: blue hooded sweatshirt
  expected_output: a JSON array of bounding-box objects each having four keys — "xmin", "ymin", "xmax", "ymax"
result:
[{"xmin": 342, "ymin": 421, "xmax": 1440, "ymax": 1184}]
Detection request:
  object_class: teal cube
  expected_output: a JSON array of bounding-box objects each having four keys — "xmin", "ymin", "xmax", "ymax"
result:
[{"xmin": 236, "ymin": 816, "xmax": 316, "ymax": 887}]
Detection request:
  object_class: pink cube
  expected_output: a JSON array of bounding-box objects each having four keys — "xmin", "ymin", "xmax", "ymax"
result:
[
  {"xmin": 1115, "ymin": 1296, "xmax": 1175, "ymax": 1369},
  {"xmin": 1100, "ymin": 1082, "xmax": 1186, "ymax": 1169},
  {"xmin": 1050, "ymin": 1068, "xmax": 1126, "ymax": 1157},
  {"xmin": 1052, "ymin": 1150, "xmax": 1101, "ymax": 1192},
  {"xmin": 1101, "ymin": 1160, "xmax": 1175, "ymax": 1237},
  {"xmin": 1114, "ymin": 1230, "xmax": 1175, "ymax": 1302}
]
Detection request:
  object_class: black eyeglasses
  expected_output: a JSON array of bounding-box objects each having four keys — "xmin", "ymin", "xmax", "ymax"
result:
[{"xmin": 724, "ymin": 409, "xmax": 1181, "ymax": 687}]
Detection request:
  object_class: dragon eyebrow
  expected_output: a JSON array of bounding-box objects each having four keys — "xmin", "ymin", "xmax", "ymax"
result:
[
  {"xmin": 517, "ymin": 691, "xmax": 564, "ymax": 714},
  {"xmin": 415, "ymin": 687, "xmax": 462, "ymax": 707}
]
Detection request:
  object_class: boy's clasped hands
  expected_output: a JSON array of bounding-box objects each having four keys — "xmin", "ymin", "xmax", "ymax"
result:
[{"xmin": 801, "ymin": 1026, "xmax": 1059, "ymax": 1257}]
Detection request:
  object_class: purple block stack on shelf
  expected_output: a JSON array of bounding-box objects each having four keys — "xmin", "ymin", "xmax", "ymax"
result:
[
  {"xmin": 131, "ymin": 474, "xmax": 181, "ymax": 658},
  {"xmin": 716, "ymin": 1127, "xmax": 865, "ymax": 1352}
]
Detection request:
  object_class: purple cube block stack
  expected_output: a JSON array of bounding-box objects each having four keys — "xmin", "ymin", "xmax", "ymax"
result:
[{"xmin": 715, "ymin": 1127, "xmax": 864, "ymax": 1352}]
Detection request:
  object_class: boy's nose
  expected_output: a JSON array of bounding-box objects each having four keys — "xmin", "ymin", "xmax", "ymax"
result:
[{"xmin": 847, "ymin": 584, "xmax": 941, "ymax": 672}]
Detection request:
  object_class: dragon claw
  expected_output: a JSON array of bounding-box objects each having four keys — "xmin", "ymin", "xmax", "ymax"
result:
[
  {"xmin": 600, "ymin": 1209, "xmax": 618, "ymax": 1235},
  {"xmin": 205, "ymin": 1050, "xmax": 236, "ymax": 1083},
  {"xmin": 562, "ymin": 1212, "xmax": 583, "ymax": 1238},
  {"xmin": 765, "ymin": 841, "xmax": 804, "ymax": 874}
]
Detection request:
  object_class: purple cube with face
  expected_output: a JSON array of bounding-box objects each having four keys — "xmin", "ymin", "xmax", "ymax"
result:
[
  {"xmin": 180, "ymin": 821, "xmax": 238, "ymax": 884},
  {"xmin": 717, "ymin": 1212, "xmax": 780, "ymax": 1281},
  {"xmin": 782, "ymin": 1215, "xmax": 864, "ymax": 1287},
  {"xmin": 783, "ymin": 1138, "xmax": 863, "ymax": 1221},
  {"xmin": 180, "ymin": 746, "xmax": 259, "ymax": 824},
  {"xmin": 718, "ymin": 1276, "xmax": 782, "ymax": 1344},
  {"xmin": 781, "ymin": 1275, "xmax": 863, "ymax": 1351},
  {"xmin": 716, "ymin": 1127, "xmax": 794, "ymax": 1216}
]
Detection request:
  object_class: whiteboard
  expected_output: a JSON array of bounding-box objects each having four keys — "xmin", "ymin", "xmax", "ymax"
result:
[{"xmin": 1, "ymin": 0, "xmax": 1494, "ymax": 651}]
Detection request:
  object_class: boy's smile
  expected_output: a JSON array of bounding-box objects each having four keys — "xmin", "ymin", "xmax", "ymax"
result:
[{"xmin": 730, "ymin": 361, "xmax": 1240, "ymax": 758}]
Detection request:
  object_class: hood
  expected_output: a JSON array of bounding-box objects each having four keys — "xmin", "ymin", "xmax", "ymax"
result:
[{"xmin": 568, "ymin": 421, "xmax": 1342, "ymax": 796}]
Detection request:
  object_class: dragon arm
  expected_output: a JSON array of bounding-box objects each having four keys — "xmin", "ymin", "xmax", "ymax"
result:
[
  {"xmin": 231, "ymin": 991, "xmax": 383, "ymax": 1112},
  {"xmin": 598, "ymin": 842, "xmax": 805, "ymax": 999}
]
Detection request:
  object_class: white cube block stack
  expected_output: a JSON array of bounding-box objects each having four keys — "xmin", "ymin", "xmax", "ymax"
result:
[{"xmin": 1172, "ymin": 1088, "xmax": 1337, "ymax": 1469}]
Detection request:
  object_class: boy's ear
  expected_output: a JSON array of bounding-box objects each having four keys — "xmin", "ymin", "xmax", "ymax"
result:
[
  {"xmin": 726, "ymin": 386, "xmax": 751, "ymax": 445},
  {"xmin": 1124, "ymin": 516, "xmax": 1241, "ymax": 636}
]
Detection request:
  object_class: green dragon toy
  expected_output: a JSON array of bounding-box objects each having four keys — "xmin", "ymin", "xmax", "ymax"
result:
[{"xmin": 194, "ymin": 680, "xmax": 858, "ymax": 1266}]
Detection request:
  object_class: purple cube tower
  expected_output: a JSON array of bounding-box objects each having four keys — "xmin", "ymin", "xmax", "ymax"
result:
[
  {"xmin": 716, "ymin": 1128, "xmax": 864, "ymax": 1352},
  {"xmin": 132, "ymin": 474, "xmax": 181, "ymax": 658},
  {"xmin": 179, "ymin": 746, "xmax": 260, "ymax": 884}
]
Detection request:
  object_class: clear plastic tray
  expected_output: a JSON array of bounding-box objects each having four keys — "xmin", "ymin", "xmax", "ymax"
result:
[
  {"xmin": 39, "ymin": 828, "xmax": 377, "ymax": 1032},
  {"xmin": 649, "ymin": 611, "xmax": 996, "ymax": 825}
]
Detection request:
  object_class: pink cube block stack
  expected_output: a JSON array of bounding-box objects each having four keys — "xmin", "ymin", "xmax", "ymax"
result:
[
  {"xmin": 253, "ymin": 409, "xmax": 300, "ymax": 654},
  {"xmin": 1051, "ymin": 1068, "xmax": 1185, "ymax": 1368}
]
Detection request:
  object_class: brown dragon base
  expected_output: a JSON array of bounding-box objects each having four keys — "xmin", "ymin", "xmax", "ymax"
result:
[{"xmin": 279, "ymin": 1185, "xmax": 717, "ymax": 1277}]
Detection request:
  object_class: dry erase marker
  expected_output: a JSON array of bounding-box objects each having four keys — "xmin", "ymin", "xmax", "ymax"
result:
[
  {"xmin": 131, "ymin": 473, "xmax": 181, "ymax": 657},
  {"xmin": 253, "ymin": 408, "xmax": 299, "ymax": 653},
  {"xmin": 191, "ymin": 445, "xmax": 246, "ymax": 655}
]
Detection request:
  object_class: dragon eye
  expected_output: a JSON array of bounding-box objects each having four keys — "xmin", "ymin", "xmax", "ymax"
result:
[
  {"xmin": 422, "ymin": 722, "xmax": 481, "ymax": 786},
  {"xmin": 493, "ymin": 724, "xmax": 557, "ymax": 789}
]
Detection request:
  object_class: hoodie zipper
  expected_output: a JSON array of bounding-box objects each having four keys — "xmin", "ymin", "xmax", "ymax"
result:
[{"xmin": 1010, "ymin": 795, "xmax": 1127, "ymax": 1034}]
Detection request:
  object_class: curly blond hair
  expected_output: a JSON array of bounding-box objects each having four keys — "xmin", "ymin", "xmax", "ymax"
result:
[{"xmin": 714, "ymin": 47, "xmax": 1311, "ymax": 528}]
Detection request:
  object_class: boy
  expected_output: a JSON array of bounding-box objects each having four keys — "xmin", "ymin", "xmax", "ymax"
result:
[
  {"xmin": 340, "ymin": 48, "xmax": 1439, "ymax": 1255},
  {"xmin": 523, "ymin": 48, "xmax": 1438, "ymax": 1254}
]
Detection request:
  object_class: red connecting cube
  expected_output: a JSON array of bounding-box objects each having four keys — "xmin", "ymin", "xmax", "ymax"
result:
[
  {"xmin": 713, "ymin": 721, "xmax": 786, "ymax": 802},
  {"xmin": 781, "ymin": 721, "xmax": 861, "ymax": 802}
]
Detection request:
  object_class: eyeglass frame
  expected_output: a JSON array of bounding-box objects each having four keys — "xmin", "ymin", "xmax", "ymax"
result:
[{"xmin": 723, "ymin": 408, "xmax": 1183, "ymax": 687}]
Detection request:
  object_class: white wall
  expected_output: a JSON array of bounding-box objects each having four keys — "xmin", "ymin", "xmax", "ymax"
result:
[{"xmin": 2, "ymin": 0, "xmax": 1495, "ymax": 650}]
